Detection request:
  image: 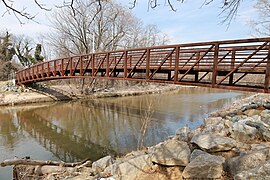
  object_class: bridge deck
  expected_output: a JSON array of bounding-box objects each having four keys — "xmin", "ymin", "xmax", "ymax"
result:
[{"xmin": 16, "ymin": 37, "xmax": 270, "ymax": 93}]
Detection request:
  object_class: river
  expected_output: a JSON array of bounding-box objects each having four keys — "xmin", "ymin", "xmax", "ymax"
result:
[{"xmin": 0, "ymin": 87, "xmax": 249, "ymax": 179}]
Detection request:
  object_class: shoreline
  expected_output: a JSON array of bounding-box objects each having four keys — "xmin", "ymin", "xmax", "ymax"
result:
[
  {"xmin": 0, "ymin": 82, "xmax": 182, "ymax": 107},
  {"xmin": 2, "ymin": 93, "xmax": 270, "ymax": 179}
]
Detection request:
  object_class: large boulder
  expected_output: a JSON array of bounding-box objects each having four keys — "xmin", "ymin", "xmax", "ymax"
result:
[
  {"xmin": 189, "ymin": 149, "xmax": 209, "ymax": 162},
  {"xmin": 104, "ymin": 154, "xmax": 152, "ymax": 180},
  {"xmin": 191, "ymin": 133, "xmax": 236, "ymax": 152},
  {"xmin": 92, "ymin": 156, "xmax": 114, "ymax": 173},
  {"xmin": 202, "ymin": 118, "xmax": 233, "ymax": 136},
  {"xmin": 245, "ymin": 121, "xmax": 270, "ymax": 142},
  {"xmin": 234, "ymin": 160, "xmax": 270, "ymax": 179},
  {"xmin": 182, "ymin": 153, "xmax": 225, "ymax": 179},
  {"xmin": 225, "ymin": 148, "xmax": 270, "ymax": 176},
  {"xmin": 149, "ymin": 139, "xmax": 190, "ymax": 166},
  {"xmin": 231, "ymin": 119, "xmax": 260, "ymax": 143}
]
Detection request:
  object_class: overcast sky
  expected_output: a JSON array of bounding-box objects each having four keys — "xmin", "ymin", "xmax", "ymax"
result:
[{"xmin": 0, "ymin": 0, "xmax": 259, "ymax": 44}]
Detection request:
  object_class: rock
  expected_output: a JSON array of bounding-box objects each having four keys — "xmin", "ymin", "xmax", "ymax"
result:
[
  {"xmin": 191, "ymin": 133, "xmax": 236, "ymax": 152},
  {"xmin": 92, "ymin": 156, "xmax": 114, "ymax": 173},
  {"xmin": 175, "ymin": 126, "xmax": 193, "ymax": 142},
  {"xmin": 202, "ymin": 119, "xmax": 233, "ymax": 136},
  {"xmin": 204, "ymin": 117, "xmax": 223, "ymax": 126},
  {"xmin": 241, "ymin": 104, "xmax": 259, "ymax": 112},
  {"xmin": 261, "ymin": 109, "xmax": 270, "ymax": 123},
  {"xmin": 245, "ymin": 121, "xmax": 270, "ymax": 142},
  {"xmin": 234, "ymin": 160, "xmax": 270, "ymax": 180},
  {"xmin": 251, "ymin": 143, "xmax": 270, "ymax": 151},
  {"xmin": 264, "ymin": 103, "xmax": 270, "ymax": 110},
  {"xmin": 244, "ymin": 109, "xmax": 262, "ymax": 117},
  {"xmin": 189, "ymin": 149, "xmax": 208, "ymax": 162},
  {"xmin": 225, "ymin": 148, "xmax": 270, "ymax": 176},
  {"xmin": 231, "ymin": 119, "xmax": 260, "ymax": 143},
  {"xmin": 149, "ymin": 139, "xmax": 190, "ymax": 166},
  {"xmin": 104, "ymin": 154, "xmax": 152, "ymax": 180},
  {"xmin": 182, "ymin": 153, "xmax": 225, "ymax": 179}
]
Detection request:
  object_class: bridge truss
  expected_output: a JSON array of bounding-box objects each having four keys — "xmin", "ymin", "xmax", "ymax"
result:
[{"xmin": 16, "ymin": 38, "xmax": 270, "ymax": 93}]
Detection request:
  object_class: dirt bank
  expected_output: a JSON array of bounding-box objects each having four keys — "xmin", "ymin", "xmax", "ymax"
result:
[{"xmin": 0, "ymin": 80, "xmax": 181, "ymax": 106}]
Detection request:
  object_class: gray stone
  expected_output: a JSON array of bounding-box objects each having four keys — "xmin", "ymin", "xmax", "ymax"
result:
[
  {"xmin": 261, "ymin": 110, "xmax": 270, "ymax": 123},
  {"xmin": 104, "ymin": 154, "xmax": 152, "ymax": 180},
  {"xmin": 191, "ymin": 133, "xmax": 236, "ymax": 152},
  {"xmin": 182, "ymin": 153, "xmax": 225, "ymax": 179},
  {"xmin": 264, "ymin": 103, "xmax": 270, "ymax": 110},
  {"xmin": 190, "ymin": 149, "xmax": 209, "ymax": 162},
  {"xmin": 175, "ymin": 126, "xmax": 193, "ymax": 142},
  {"xmin": 202, "ymin": 119, "xmax": 233, "ymax": 136},
  {"xmin": 204, "ymin": 117, "xmax": 223, "ymax": 126},
  {"xmin": 149, "ymin": 139, "xmax": 190, "ymax": 166},
  {"xmin": 231, "ymin": 119, "xmax": 260, "ymax": 143},
  {"xmin": 92, "ymin": 156, "xmax": 114, "ymax": 173},
  {"xmin": 241, "ymin": 103, "xmax": 259, "ymax": 111},
  {"xmin": 251, "ymin": 144, "xmax": 270, "ymax": 151},
  {"xmin": 246, "ymin": 121, "xmax": 270, "ymax": 142},
  {"xmin": 225, "ymin": 148, "xmax": 270, "ymax": 176},
  {"xmin": 234, "ymin": 160, "xmax": 270, "ymax": 180}
]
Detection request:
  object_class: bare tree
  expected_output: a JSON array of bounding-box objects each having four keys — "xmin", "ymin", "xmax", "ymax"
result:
[
  {"xmin": 47, "ymin": 0, "xmax": 168, "ymax": 56},
  {"xmin": 0, "ymin": 0, "xmax": 254, "ymax": 26},
  {"xmin": 251, "ymin": 0, "xmax": 270, "ymax": 36}
]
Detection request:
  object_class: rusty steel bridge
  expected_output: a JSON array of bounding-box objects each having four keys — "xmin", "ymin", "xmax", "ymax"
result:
[{"xmin": 16, "ymin": 37, "xmax": 270, "ymax": 93}]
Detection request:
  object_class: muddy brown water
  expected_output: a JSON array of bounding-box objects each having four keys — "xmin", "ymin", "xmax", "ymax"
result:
[{"xmin": 0, "ymin": 87, "xmax": 250, "ymax": 179}]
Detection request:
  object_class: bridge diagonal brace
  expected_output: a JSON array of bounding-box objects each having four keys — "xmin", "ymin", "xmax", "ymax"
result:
[
  {"xmin": 148, "ymin": 48, "xmax": 176, "ymax": 79},
  {"xmin": 94, "ymin": 55, "xmax": 107, "ymax": 76},
  {"xmin": 233, "ymin": 56, "xmax": 268, "ymax": 85},
  {"xmin": 181, "ymin": 52, "xmax": 196, "ymax": 68},
  {"xmin": 82, "ymin": 56, "xmax": 93, "ymax": 76},
  {"xmin": 179, "ymin": 45, "xmax": 215, "ymax": 82},
  {"xmin": 127, "ymin": 50, "xmax": 147, "ymax": 78},
  {"xmin": 198, "ymin": 72, "xmax": 209, "ymax": 82},
  {"xmin": 217, "ymin": 42, "xmax": 268, "ymax": 85},
  {"xmin": 218, "ymin": 50, "xmax": 231, "ymax": 64},
  {"xmin": 65, "ymin": 59, "xmax": 71, "ymax": 76},
  {"xmin": 71, "ymin": 59, "xmax": 80, "ymax": 76},
  {"xmin": 109, "ymin": 52, "xmax": 125, "ymax": 77}
]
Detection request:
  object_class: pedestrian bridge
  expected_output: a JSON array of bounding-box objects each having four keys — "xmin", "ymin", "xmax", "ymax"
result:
[{"xmin": 16, "ymin": 37, "xmax": 270, "ymax": 93}]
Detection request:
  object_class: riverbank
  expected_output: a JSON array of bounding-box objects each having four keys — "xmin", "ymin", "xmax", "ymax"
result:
[
  {"xmin": 1, "ymin": 93, "xmax": 270, "ymax": 179},
  {"xmin": 0, "ymin": 80, "xmax": 181, "ymax": 106}
]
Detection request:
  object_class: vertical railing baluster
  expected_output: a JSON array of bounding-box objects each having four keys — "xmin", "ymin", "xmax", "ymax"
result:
[
  {"xmin": 212, "ymin": 43, "xmax": 219, "ymax": 86},
  {"xmin": 174, "ymin": 46, "xmax": 180, "ymax": 82},
  {"xmin": 264, "ymin": 42, "xmax": 270, "ymax": 93},
  {"xmin": 146, "ymin": 48, "xmax": 150, "ymax": 80},
  {"xmin": 229, "ymin": 50, "xmax": 236, "ymax": 85},
  {"xmin": 106, "ymin": 53, "xmax": 110, "ymax": 77},
  {"xmin": 92, "ymin": 54, "xmax": 95, "ymax": 77},
  {"xmin": 124, "ymin": 51, "xmax": 128, "ymax": 78}
]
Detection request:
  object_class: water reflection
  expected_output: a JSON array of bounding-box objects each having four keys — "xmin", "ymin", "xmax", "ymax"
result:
[{"xmin": 0, "ymin": 87, "xmax": 250, "ymax": 179}]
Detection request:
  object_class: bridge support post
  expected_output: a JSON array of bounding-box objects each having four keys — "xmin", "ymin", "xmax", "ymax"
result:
[
  {"xmin": 146, "ymin": 49, "xmax": 150, "ymax": 80},
  {"xmin": 195, "ymin": 72, "xmax": 199, "ymax": 82},
  {"xmin": 92, "ymin": 54, "xmax": 95, "ymax": 77},
  {"xmin": 124, "ymin": 51, "xmax": 128, "ymax": 78},
  {"xmin": 265, "ymin": 43, "xmax": 270, "ymax": 93},
  {"xmin": 174, "ymin": 46, "xmax": 180, "ymax": 83},
  {"xmin": 106, "ymin": 53, "xmax": 110, "ymax": 77},
  {"xmin": 229, "ymin": 50, "xmax": 236, "ymax": 85},
  {"xmin": 212, "ymin": 43, "xmax": 219, "ymax": 87}
]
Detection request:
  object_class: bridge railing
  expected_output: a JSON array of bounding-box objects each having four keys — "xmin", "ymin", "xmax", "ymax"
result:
[{"xmin": 16, "ymin": 37, "xmax": 270, "ymax": 92}]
